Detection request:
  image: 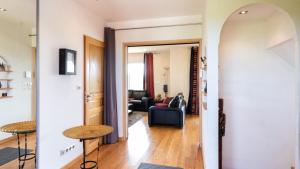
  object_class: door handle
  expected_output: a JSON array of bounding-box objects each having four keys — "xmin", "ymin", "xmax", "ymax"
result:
[{"xmin": 86, "ymin": 94, "xmax": 92, "ymax": 102}]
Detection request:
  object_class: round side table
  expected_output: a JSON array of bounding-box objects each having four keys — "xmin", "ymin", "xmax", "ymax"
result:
[
  {"xmin": 0, "ymin": 121, "xmax": 36, "ymax": 169},
  {"xmin": 63, "ymin": 125, "xmax": 113, "ymax": 169}
]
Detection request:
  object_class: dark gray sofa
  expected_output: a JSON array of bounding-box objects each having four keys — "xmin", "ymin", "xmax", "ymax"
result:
[
  {"xmin": 128, "ymin": 90, "xmax": 154, "ymax": 112},
  {"xmin": 148, "ymin": 94, "xmax": 186, "ymax": 128}
]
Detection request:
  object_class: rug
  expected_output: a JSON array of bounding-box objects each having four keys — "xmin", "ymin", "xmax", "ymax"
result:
[
  {"xmin": 128, "ymin": 111, "xmax": 147, "ymax": 127},
  {"xmin": 138, "ymin": 163, "xmax": 183, "ymax": 169},
  {"xmin": 0, "ymin": 147, "xmax": 33, "ymax": 166}
]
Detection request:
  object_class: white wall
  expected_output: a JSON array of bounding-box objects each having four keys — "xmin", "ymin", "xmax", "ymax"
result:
[
  {"xmin": 267, "ymin": 11, "xmax": 296, "ymax": 67},
  {"xmin": 114, "ymin": 22, "xmax": 202, "ymax": 137},
  {"xmin": 38, "ymin": 0, "xmax": 105, "ymax": 168},
  {"xmin": 169, "ymin": 47, "xmax": 191, "ymax": 99},
  {"xmin": 203, "ymin": 1, "xmax": 300, "ymax": 169},
  {"xmin": 220, "ymin": 17, "xmax": 296, "ymax": 169},
  {"xmin": 0, "ymin": 19, "xmax": 33, "ymax": 140},
  {"xmin": 128, "ymin": 53, "xmax": 144, "ymax": 64},
  {"xmin": 153, "ymin": 51, "xmax": 170, "ymax": 97},
  {"xmin": 267, "ymin": 12, "xmax": 295, "ymax": 47}
]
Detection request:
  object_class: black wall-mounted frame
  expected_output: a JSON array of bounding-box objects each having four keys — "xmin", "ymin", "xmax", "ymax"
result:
[{"xmin": 59, "ymin": 48, "xmax": 77, "ymax": 75}]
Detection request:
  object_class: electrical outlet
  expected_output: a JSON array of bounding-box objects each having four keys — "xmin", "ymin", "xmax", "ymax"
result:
[{"xmin": 60, "ymin": 144, "xmax": 76, "ymax": 156}]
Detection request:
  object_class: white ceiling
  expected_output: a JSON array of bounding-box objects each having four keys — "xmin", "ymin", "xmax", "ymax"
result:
[
  {"xmin": 0, "ymin": 0, "xmax": 36, "ymax": 27},
  {"xmin": 75, "ymin": 0, "xmax": 204, "ymax": 22},
  {"xmin": 128, "ymin": 44, "xmax": 199, "ymax": 54},
  {"xmin": 228, "ymin": 4, "xmax": 277, "ymax": 22}
]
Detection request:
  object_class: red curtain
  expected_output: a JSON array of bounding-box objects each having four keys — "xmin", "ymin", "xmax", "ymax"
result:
[
  {"xmin": 187, "ymin": 47, "xmax": 199, "ymax": 114},
  {"xmin": 144, "ymin": 53, "xmax": 154, "ymax": 98}
]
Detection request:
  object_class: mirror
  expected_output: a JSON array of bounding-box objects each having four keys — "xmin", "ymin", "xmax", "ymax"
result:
[{"xmin": 0, "ymin": 0, "xmax": 36, "ymax": 168}]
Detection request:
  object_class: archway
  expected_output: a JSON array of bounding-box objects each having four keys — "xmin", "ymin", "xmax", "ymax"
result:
[{"xmin": 219, "ymin": 3, "xmax": 299, "ymax": 169}]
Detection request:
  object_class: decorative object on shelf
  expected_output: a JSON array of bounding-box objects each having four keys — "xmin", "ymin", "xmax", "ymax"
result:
[
  {"xmin": 0, "ymin": 55, "xmax": 10, "ymax": 71},
  {"xmin": 201, "ymin": 55, "xmax": 207, "ymax": 67},
  {"xmin": 0, "ymin": 63, "xmax": 4, "ymax": 71},
  {"xmin": 0, "ymin": 56, "xmax": 13, "ymax": 99},
  {"xmin": 59, "ymin": 48, "xmax": 77, "ymax": 75}
]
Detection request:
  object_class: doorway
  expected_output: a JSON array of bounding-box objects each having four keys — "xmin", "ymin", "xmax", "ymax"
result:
[
  {"xmin": 122, "ymin": 39, "xmax": 202, "ymax": 138},
  {"xmin": 219, "ymin": 3, "xmax": 299, "ymax": 169}
]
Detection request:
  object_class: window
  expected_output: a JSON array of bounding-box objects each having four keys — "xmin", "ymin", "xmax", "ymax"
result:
[{"xmin": 128, "ymin": 63, "xmax": 144, "ymax": 90}]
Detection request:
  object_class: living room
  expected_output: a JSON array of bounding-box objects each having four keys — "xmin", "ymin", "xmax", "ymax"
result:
[{"xmin": 127, "ymin": 44, "xmax": 201, "ymax": 128}]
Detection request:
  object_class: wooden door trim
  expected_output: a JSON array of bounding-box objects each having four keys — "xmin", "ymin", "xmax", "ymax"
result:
[
  {"xmin": 83, "ymin": 35, "xmax": 104, "ymax": 124},
  {"xmin": 122, "ymin": 39, "xmax": 202, "ymax": 139},
  {"xmin": 83, "ymin": 35, "xmax": 105, "ymax": 154}
]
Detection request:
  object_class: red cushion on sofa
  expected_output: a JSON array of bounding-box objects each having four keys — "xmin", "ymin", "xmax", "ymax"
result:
[
  {"xmin": 162, "ymin": 97, "xmax": 173, "ymax": 104},
  {"xmin": 155, "ymin": 103, "xmax": 168, "ymax": 108},
  {"xmin": 155, "ymin": 103, "xmax": 168, "ymax": 107}
]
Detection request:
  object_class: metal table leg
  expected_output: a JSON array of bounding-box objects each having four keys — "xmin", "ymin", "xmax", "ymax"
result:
[
  {"xmin": 16, "ymin": 133, "xmax": 36, "ymax": 169},
  {"xmin": 80, "ymin": 139, "xmax": 99, "ymax": 169}
]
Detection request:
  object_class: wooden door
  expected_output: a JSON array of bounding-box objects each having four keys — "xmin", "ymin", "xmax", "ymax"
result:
[{"xmin": 84, "ymin": 36, "xmax": 104, "ymax": 154}]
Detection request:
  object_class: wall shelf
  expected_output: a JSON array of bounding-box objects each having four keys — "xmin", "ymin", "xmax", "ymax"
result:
[
  {"xmin": 0, "ymin": 88, "xmax": 13, "ymax": 90},
  {"xmin": 0, "ymin": 79, "xmax": 13, "ymax": 81},
  {"xmin": 0, "ymin": 56, "xmax": 13, "ymax": 100},
  {"xmin": 0, "ymin": 96, "xmax": 13, "ymax": 99}
]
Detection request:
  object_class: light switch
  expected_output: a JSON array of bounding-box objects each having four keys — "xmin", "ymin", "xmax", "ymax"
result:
[{"xmin": 25, "ymin": 71, "xmax": 32, "ymax": 79}]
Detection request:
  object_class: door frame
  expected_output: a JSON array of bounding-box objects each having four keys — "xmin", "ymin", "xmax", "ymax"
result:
[
  {"xmin": 83, "ymin": 35, "xmax": 105, "ymax": 125},
  {"xmin": 122, "ymin": 38, "xmax": 202, "ymax": 139},
  {"xmin": 32, "ymin": 47, "xmax": 37, "ymax": 120}
]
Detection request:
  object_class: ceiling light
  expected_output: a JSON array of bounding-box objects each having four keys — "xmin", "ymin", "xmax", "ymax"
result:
[
  {"xmin": 239, "ymin": 10, "xmax": 248, "ymax": 15},
  {"xmin": 0, "ymin": 8, "xmax": 7, "ymax": 12}
]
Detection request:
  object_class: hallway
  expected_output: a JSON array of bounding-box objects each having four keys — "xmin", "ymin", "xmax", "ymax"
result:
[{"xmin": 66, "ymin": 115, "xmax": 203, "ymax": 169}]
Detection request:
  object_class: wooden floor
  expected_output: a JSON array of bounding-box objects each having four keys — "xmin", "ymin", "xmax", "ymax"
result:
[
  {"xmin": 0, "ymin": 134, "xmax": 36, "ymax": 169},
  {"xmin": 68, "ymin": 115, "xmax": 203, "ymax": 169}
]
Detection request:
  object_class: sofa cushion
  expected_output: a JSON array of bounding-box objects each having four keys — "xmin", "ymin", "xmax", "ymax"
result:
[
  {"xmin": 129, "ymin": 100, "xmax": 142, "ymax": 104},
  {"xmin": 128, "ymin": 90, "xmax": 133, "ymax": 98},
  {"xmin": 162, "ymin": 97, "xmax": 173, "ymax": 104},
  {"xmin": 155, "ymin": 103, "xmax": 168, "ymax": 108},
  {"xmin": 132, "ymin": 90, "xmax": 147, "ymax": 100},
  {"xmin": 168, "ymin": 96, "xmax": 180, "ymax": 108}
]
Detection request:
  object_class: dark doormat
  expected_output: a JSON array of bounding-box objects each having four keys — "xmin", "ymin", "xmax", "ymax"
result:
[
  {"xmin": 128, "ymin": 111, "xmax": 147, "ymax": 127},
  {"xmin": 0, "ymin": 147, "xmax": 32, "ymax": 166},
  {"xmin": 138, "ymin": 163, "xmax": 183, "ymax": 169}
]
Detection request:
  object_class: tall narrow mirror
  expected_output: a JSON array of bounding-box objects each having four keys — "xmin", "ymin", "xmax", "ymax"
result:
[{"xmin": 0, "ymin": 0, "xmax": 37, "ymax": 168}]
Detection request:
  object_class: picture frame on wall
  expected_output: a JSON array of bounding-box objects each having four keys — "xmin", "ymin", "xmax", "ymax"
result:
[{"xmin": 59, "ymin": 48, "xmax": 77, "ymax": 75}]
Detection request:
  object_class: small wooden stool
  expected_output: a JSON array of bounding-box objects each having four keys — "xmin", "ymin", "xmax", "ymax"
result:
[
  {"xmin": 63, "ymin": 125, "xmax": 113, "ymax": 169},
  {"xmin": 0, "ymin": 121, "xmax": 36, "ymax": 169}
]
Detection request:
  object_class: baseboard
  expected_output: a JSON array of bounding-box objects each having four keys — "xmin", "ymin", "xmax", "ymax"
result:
[
  {"xmin": 61, "ymin": 139, "xmax": 124, "ymax": 169},
  {"xmin": 0, "ymin": 133, "xmax": 35, "ymax": 146},
  {"xmin": 61, "ymin": 154, "xmax": 83, "ymax": 169},
  {"xmin": 0, "ymin": 135, "xmax": 18, "ymax": 145},
  {"xmin": 118, "ymin": 137, "xmax": 127, "ymax": 141}
]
